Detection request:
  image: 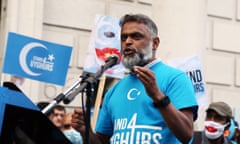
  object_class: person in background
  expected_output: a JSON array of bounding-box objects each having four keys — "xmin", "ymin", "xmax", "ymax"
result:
[
  {"xmin": 233, "ymin": 123, "xmax": 240, "ymax": 144},
  {"xmin": 49, "ymin": 104, "xmax": 66, "ymax": 129},
  {"xmin": 232, "ymin": 121, "xmax": 240, "ymax": 144},
  {"xmin": 62, "ymin": 112, "xmax": 83, "ymax": 144},
  {"xmin": 37, "ymin": 103, "xmax": 78, "ymax": 143},
  {"xmin": 225, "ymin": 119, "xmax": 240, "ymax": 144},
  {"xmin": 71, "ymin": 13, "xmax": 198, "ymax": 144},
  {"xmin": 193, "ymin": 101, "xmax": 233, "ymax": 144}
]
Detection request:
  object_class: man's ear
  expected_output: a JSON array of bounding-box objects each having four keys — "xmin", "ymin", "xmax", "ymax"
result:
[{"xmin": 152, "ymin": 37, "xmax": 160, "ymax": 51}]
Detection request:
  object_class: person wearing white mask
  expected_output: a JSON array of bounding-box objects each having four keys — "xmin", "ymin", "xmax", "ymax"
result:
[
  {"xmin": 62, "ymin": 112, "xmax": 83, "ymax": 144},
  {"xmin": 193, "ymin": 101, "xmax": 233, "ymax": 144}
]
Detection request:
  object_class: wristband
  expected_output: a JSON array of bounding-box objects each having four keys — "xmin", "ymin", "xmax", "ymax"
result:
[{"xmin": 153, "ymin": 96, "xmax": 170, "ymax": 108}]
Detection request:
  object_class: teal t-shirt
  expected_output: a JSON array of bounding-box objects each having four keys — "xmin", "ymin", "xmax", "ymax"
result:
[{"xmin": 95, "ymin": 60, "xmax": 198, "ymax": 144}]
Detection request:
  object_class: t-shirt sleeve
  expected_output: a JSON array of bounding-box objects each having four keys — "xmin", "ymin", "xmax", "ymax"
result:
[{"xmin": 166, "ymin": 72, "xmax": 198, "ymax": 121}]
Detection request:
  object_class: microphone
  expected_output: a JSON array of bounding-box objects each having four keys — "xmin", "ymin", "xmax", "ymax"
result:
[
  {"xmin": 63, "ymin": 54, "xmax": 120, "ymax": 104},
  {"xmin": 101, "ymin": 54, "xmax": 120, "ymax": 71}
]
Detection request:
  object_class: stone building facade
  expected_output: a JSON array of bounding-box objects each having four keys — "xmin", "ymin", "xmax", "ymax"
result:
[{"xmin": 0, "ymin": 0, "xmax": 240, "ymax": 129}]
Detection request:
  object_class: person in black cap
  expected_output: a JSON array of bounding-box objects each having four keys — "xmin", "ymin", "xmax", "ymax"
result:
[{"xmin": 193, "ymin": 101, "xmax": 233, "ymax": 144}]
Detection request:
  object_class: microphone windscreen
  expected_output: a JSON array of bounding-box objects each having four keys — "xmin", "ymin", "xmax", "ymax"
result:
[{"xmin": 106, "ymin": 54, "xmax": 120, "ymax": 65}]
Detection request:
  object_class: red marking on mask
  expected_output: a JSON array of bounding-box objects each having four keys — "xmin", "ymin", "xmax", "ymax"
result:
[{"xmin": 205, "ymin": 126, "xmax": 217, "ymax": 133}]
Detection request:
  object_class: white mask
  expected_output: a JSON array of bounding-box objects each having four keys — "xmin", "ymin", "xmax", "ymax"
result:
[
  {"xmin": 63, "ymin": 129, "xmax": 82, "ymax": 144},
  {"xmin": 204, "ymin": 121, "xmax": 228, "ymax": 140}
]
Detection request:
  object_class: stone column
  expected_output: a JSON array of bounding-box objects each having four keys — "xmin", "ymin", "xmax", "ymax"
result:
[{"xmin": 152, "ymin": 0, "xmax": 206, "ymax": 61}]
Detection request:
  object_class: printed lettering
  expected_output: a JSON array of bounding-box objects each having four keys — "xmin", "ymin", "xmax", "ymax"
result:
[
  {"xmin": 187, "ymin": 69, "xmax": 202, "ymax": 83},
  {"xmin": 115, "ymin": 118, "xmax": 128, "ymax": 130},
  {"xmin": 111, "ymin": 113, "xmax": 162, "ymax": 144},
  {"xmin": 194, "ymin": 83, "xmax": 204, "ymax": 93}
]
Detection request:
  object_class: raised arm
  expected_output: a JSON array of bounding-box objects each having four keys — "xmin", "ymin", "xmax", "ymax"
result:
[{"xmin": 133, "ymin": 66, "xmax": 195, "ymax": 143}]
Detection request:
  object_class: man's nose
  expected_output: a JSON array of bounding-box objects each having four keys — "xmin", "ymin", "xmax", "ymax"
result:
[{"xmin": 125, "ymin": 37, "xmax": 133, "ymax": 45}]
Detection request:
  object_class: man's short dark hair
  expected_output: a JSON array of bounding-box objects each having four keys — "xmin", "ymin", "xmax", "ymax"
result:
[
  {"xmin": 119, "ymin": 13, "xmax": 158, "ymax": 37},
  {"xmin": 51, "ymin": 105, "xmax": 66, "ymax": 114}
]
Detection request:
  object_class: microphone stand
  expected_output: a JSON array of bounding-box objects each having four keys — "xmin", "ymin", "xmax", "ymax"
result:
[
  {"xmin": 84, "ymin": 82, "xmax": 94, "ymax": 144},
  {"xmin": 41, "ymin": 54, "xmax": 119, "ymax": 144},
  {"xmin": 41, "ymin": 77, "xmax": 83, "ymax": 115},
  {"xmin": 63, "ymin": 65, "xmax": 107, "ymax": 144},
  {"xmin": 63, "ymin": 61, "xmax": 112, "ymax": 104},
  {"xmin": 41, "ymin": 63, "xmax": 115, "ymax": 144}
]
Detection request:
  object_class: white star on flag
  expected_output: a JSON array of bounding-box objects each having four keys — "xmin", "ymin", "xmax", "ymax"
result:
[{"xmin": 48, "ymin": 54, "xmax": 55, "ymax": 62}]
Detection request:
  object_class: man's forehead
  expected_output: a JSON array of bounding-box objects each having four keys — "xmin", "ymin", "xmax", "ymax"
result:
[
  {"xmin": 54, "ymin": 109, "xmax": 65, "ymax": 113},
  {"xmin": 207, "ymin": 109, "xmax": 217, "ymax": 114},
  {"xmin": 122, "ymin": 22, "xmax": 149, "ymax": 31},
  {"xmin": 121, "ymin": 31, "xmax": 144, "ymax": 36},
  {"xmin": 207, "ymin": 109, "xmax": 224, "ymax": 117}
]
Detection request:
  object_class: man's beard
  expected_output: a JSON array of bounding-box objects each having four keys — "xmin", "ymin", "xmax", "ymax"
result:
[{"xmin": 121, "ymin": 42, "xmax": 152, "ymax": 70}]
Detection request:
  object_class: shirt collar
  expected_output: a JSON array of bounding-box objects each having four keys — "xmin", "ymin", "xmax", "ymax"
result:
[
  {"xmin": 124, "ymin": 58, "xmax": 161, "ymax": 75},
  {"xmin": 144, "ymin": 58, "xmax": 161, "ymax": 69}
]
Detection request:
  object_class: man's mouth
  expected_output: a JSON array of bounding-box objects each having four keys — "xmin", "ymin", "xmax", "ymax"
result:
[{"xmin": 123, "ymin": 48, "xmax": 136, "ymax": 56}]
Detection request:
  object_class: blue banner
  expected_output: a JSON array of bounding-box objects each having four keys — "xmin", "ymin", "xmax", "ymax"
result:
[{"xmin": 2, "ymin": 32, "xmax": 72, "ymax": 86}]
